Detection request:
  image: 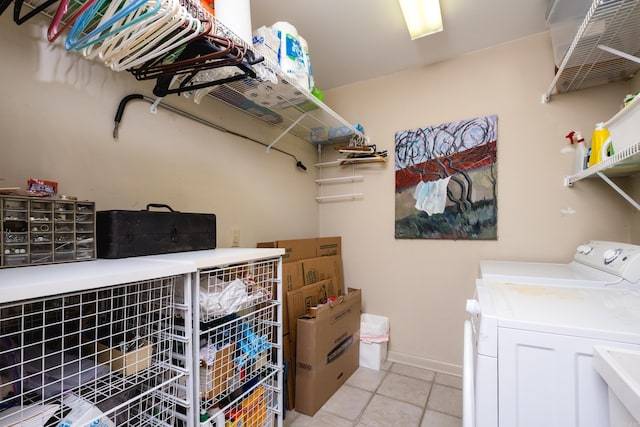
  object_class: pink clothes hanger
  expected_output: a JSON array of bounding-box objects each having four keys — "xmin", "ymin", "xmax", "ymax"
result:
[{"xmin": 47, "ymin": 0, "xmax": 99, "ymax": 42}]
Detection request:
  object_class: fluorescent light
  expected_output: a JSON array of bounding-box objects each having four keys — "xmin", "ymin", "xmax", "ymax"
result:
[{"xmin": 399, "ymin": 0, "xmax": 443, "ymax": 40}]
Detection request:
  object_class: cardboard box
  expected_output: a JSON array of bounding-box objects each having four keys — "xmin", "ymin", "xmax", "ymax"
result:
[
  {"xmin": 283, "ymin": 333, "xmax": 295, "ymax": 410},
  {"xmin": 316, "ymin": 237, "xmax": 341, "ymax": 257},
  {"xmin": 281, "ymin": 261, "xmax": 304, "ymax": 335},
  {"xmin": 295, "ymin": 288, "xmax": 361, "ymax": 416},
  {"xmin": 199, "ymin": 343, "xmax": 235, "ymax": 399},
  {"xmin": 282, "ymin": 256, "xmax": 344, "ymax": 334},
  {"xmin": 96, "ymin": 340, "xmax": 153, "ymax": 376},
  {"xmin": 257, "ymin": 239, "xmax": 316, "ymax": 263},
  {"xmin": 287, "ymin": 277, "xmax": 340, "ymax": 345},
  {"xmin": 257, "ymin": 237, "xmax": 342, "ymax": 263},
  {"xmin": 300, "ymin": 255, "xmax": 344, "ymax": 291}
]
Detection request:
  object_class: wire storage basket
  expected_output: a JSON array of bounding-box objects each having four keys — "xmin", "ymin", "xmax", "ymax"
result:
[{"xmin": 0, "ymin": 275, "xmax": 184, "ymax": 426}]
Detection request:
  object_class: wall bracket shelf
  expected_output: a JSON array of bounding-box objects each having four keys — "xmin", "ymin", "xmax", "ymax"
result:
[{"xmin": 565, "ymin": 141, "xmax": 640, "ymax": 211}]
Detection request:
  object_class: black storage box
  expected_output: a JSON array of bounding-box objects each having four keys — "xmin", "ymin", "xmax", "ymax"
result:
[{"xmin": 97, "ymin": 204, "xmax": 216, "ymax": 258}]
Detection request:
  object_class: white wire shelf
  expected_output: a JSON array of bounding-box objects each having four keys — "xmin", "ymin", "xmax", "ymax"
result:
[
  {"xmin": 543, "ymin": 0, "xmax": 640, "ymax": 102},
  {"xmin": 17, "ymin": 0, "xmax": 366, "ymax": 147},
  {"xmin": 564, "ymin": 141, "xmax": 640, "ymax": 186}
]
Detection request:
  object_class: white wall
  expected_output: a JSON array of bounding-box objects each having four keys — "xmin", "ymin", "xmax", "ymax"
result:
[
  {"xmin": 2, "ymin": 13, "xmax": 637, "ymax": 375},
  {"xmin": 0, "ymin": 13, "xmax": 319, "ymax": 247},
  {"xmin": 321, "ymin": 32, "xmax": 637, "ymax": 373}
]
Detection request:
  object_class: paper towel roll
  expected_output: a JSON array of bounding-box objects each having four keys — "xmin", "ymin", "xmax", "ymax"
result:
[
  {"xmin": 298, "ymin": 35, "xmax": 311, "ymax": 91},
  {"xmin": 215, "ymin": 0, "xmax": 252, "ymax": 45},
  {"xmin": 272, "ymin": 21, "xmax": 301, "ymax": 83}
]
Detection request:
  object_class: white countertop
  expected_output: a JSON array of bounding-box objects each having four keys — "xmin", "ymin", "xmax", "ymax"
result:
[
  {"xmin": 138, "ymin": 247, "xmax": 285, "ymax": 270},
  {"xmin": 0, "ymin": 248, "xmax": 284, "ymax": 303}
]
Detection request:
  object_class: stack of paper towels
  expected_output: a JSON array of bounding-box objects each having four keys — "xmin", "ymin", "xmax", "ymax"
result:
[{"xmin": 253, "ymin": 22, "xmax": 313, "ymax": 92}]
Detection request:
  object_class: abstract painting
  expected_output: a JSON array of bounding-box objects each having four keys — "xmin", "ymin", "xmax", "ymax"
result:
[{"xmin": 395, "ymin": 115, "xmax": 498, "ymax": 240}]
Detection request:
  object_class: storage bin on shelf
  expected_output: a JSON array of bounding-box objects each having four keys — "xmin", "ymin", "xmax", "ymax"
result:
[{"xmin": 1, "ymin": 195, "xmax": 95, "ymax": 268}]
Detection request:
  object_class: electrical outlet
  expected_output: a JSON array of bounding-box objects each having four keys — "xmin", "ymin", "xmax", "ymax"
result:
[{"xmin": 231, "ymin": 228, "xmax": 240, "ymax": 247}]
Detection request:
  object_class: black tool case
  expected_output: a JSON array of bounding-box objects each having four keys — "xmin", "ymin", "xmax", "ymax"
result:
[{"xmin": 96, "ymin": 204, "xmax": 216, "ymax": 258}]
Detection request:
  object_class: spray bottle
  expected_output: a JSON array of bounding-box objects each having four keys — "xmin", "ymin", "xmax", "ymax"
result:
[{"xmin": 565, "ymin": 130, "xmax": 586, "ymax": 174}]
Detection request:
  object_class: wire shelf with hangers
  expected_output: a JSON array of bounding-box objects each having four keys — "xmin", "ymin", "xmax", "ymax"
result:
[
  {"xmin": 8, "ymin": 0, "xmax": 368, "ymax": 149},
  {"xmin": 314, "ymin": 134, "xmax": 387, "ymax": 202}
]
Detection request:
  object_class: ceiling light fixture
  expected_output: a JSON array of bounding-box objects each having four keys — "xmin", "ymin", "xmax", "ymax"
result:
[{"xmin": 398, "ymin": 0, "xmax": 443, "ymax": 40}]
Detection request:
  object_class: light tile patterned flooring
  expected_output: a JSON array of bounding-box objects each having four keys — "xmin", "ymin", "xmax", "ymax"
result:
[{"xmin": 283, "ymin": 361, "xmax": 462, "ymax": 427}]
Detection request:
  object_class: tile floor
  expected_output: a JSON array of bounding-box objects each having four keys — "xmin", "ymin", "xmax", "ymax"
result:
[{"xmin": 283, "ymin": 361, "xmax": 462, "ymax": 427}]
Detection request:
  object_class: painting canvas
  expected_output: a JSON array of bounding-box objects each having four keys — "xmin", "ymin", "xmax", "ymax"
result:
[{"xmin": 395, "ymin": 115, "xmax": 498, "ymax": 240}]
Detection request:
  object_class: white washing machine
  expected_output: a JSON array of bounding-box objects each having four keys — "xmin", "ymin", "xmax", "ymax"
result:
[{"xmin": 463, "ymin": 241, "xmax": 640, "ymax": 427}]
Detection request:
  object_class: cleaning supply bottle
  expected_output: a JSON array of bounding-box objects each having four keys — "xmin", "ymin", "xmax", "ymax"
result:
[
  {"xmin": 572, "ymin": 131, "xmax": 586, "ymax": 173},
  {"xmin": 588, "ymin": 122, "xmax": 610, "ymax": 167},
  {"xmin": 200, "ymin": 411, "xmax": 212, "ymax": 427}
]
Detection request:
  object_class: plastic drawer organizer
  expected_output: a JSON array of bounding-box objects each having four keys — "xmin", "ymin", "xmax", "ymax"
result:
[
  {"xmin": 1, "ymin": 195, "xmax": 95, "ymax": 268},
  {"xmin": 0, "ymin": 266, "xmax": 187, "ymax": 426},
  {"xmin": 194, "ymin": 256, "xmax": 282, "ymax": 427}
]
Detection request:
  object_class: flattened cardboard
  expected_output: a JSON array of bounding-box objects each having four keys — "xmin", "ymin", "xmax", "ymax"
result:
[
  {"xmin": 287, "ymin": 277, "xmax": 339, "ymax": 345},
  {"xmin": 257, "ymin": 237, "xmax": 341, "ymax": 263}
]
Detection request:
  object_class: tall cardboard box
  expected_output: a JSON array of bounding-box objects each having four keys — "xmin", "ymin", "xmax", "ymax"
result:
[{"xmin": 295, "ymin": 288, "xmax": 361, "ymax": 416}]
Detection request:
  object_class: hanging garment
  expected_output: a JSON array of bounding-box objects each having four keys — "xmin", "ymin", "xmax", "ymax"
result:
[{"xmin": 413, "ymin": 176, "xmax": 451, "ymax": 215}]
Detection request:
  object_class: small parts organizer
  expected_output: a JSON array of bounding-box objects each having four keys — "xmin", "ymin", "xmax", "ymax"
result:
[
  {"xmin": 1, "ymin": 195, "xmax": 96, "ymax": 267},
  {"xmin": 0, "ymin": 275, "xmax": 183, "ymax": 425},
  {"xmin": 197, "ymin": 257, "xmax": 281, "ymax": 427}
]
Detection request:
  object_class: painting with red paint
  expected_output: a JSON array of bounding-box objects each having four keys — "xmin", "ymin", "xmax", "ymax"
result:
[{"xmin": 395, "ymin": 115, "xmax": 497, "ymax": 240}]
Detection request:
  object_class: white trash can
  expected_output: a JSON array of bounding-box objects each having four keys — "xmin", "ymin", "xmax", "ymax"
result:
[{"xmin": 359, "ymin": 313, "xmax": 389, "ymax": 370}]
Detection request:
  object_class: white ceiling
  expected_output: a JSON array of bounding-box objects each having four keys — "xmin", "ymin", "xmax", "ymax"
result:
[{"xmin": 250, "ymin": 0, "xmax": 551, "ymax": 90}]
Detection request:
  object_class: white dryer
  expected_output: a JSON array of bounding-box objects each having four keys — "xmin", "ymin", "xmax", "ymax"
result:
[{"xmin": 464, "ymin": 241, "xmax": 640, "ymax": 427}]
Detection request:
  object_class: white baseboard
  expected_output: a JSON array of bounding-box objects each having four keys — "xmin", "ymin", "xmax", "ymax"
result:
[{"xmin": 386, "ymin": 350, "xmax": 462, "ymax": 377}]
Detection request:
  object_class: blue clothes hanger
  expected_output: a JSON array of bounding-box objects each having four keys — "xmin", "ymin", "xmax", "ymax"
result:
[
  {"xmin": 68, "ymin": 0, "xmax": 163, "ymax": 51},
  {"xmin": 65, "ymin": 0, "xmax": 149, "ymax": 50},
  {"xmin": 70, "ymin": 0, "xmax": 162, "ymax": 50},
  {"xmin": 47, "ymin": 0, "xmax": 101, "ymax": 42}
]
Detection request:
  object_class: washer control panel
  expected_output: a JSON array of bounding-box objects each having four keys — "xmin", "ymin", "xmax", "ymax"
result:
[{"xmin": 574, "ymin": 240, "xmax": 640, "ymax": 282}]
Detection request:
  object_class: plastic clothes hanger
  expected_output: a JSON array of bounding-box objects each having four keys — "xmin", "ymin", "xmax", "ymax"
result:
[
  {"xmin": 102, "ymin": 2, "xmax": 194, "ymax": 66},
  {"xmin": 109, "ymin": 10, "xmax": 209, "ymax": 71},
  {"xmin": 47, "ymin": 0, "xmax": 101, "ymax": 42},
  {"xmin": 13, "ymin": 0, "xmax": 60, "ymax": 25},
  {"xmin": 102, "ymin": 4, "xmax": 193, "ymax": 68},
  {"xmin": 73, "ymin": 0, "xmax": 163, "ymax": 54},
  {"xmin": 0, "ymin": 0, "xmax": 13, "ymax": 17},
  {"xmin": 85, "ymin": 0, "xmax": 176, "ymax": 60},
  {"xmin": 98, "ymin": 0, "xmax": 180, "ymax": 62},
  {"xmin": 109, "ymin": 0, "xmax": 216, "ymax": 66},
  {"xmin": 65, "ymin": 0, "xmax": 150, "ymax": 50},
  {"xmin": 148, "ymin": 40, "xmax": 260, "ymax": 96},
  {"xmin": 129, "ymin": 33, "xmax": 234, "ymax": 79}
]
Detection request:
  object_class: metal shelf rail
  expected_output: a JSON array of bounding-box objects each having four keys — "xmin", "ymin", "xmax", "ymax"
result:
[{"xmin": 543, "ymin": 0, "xmax": 640, "ymax": 103}]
